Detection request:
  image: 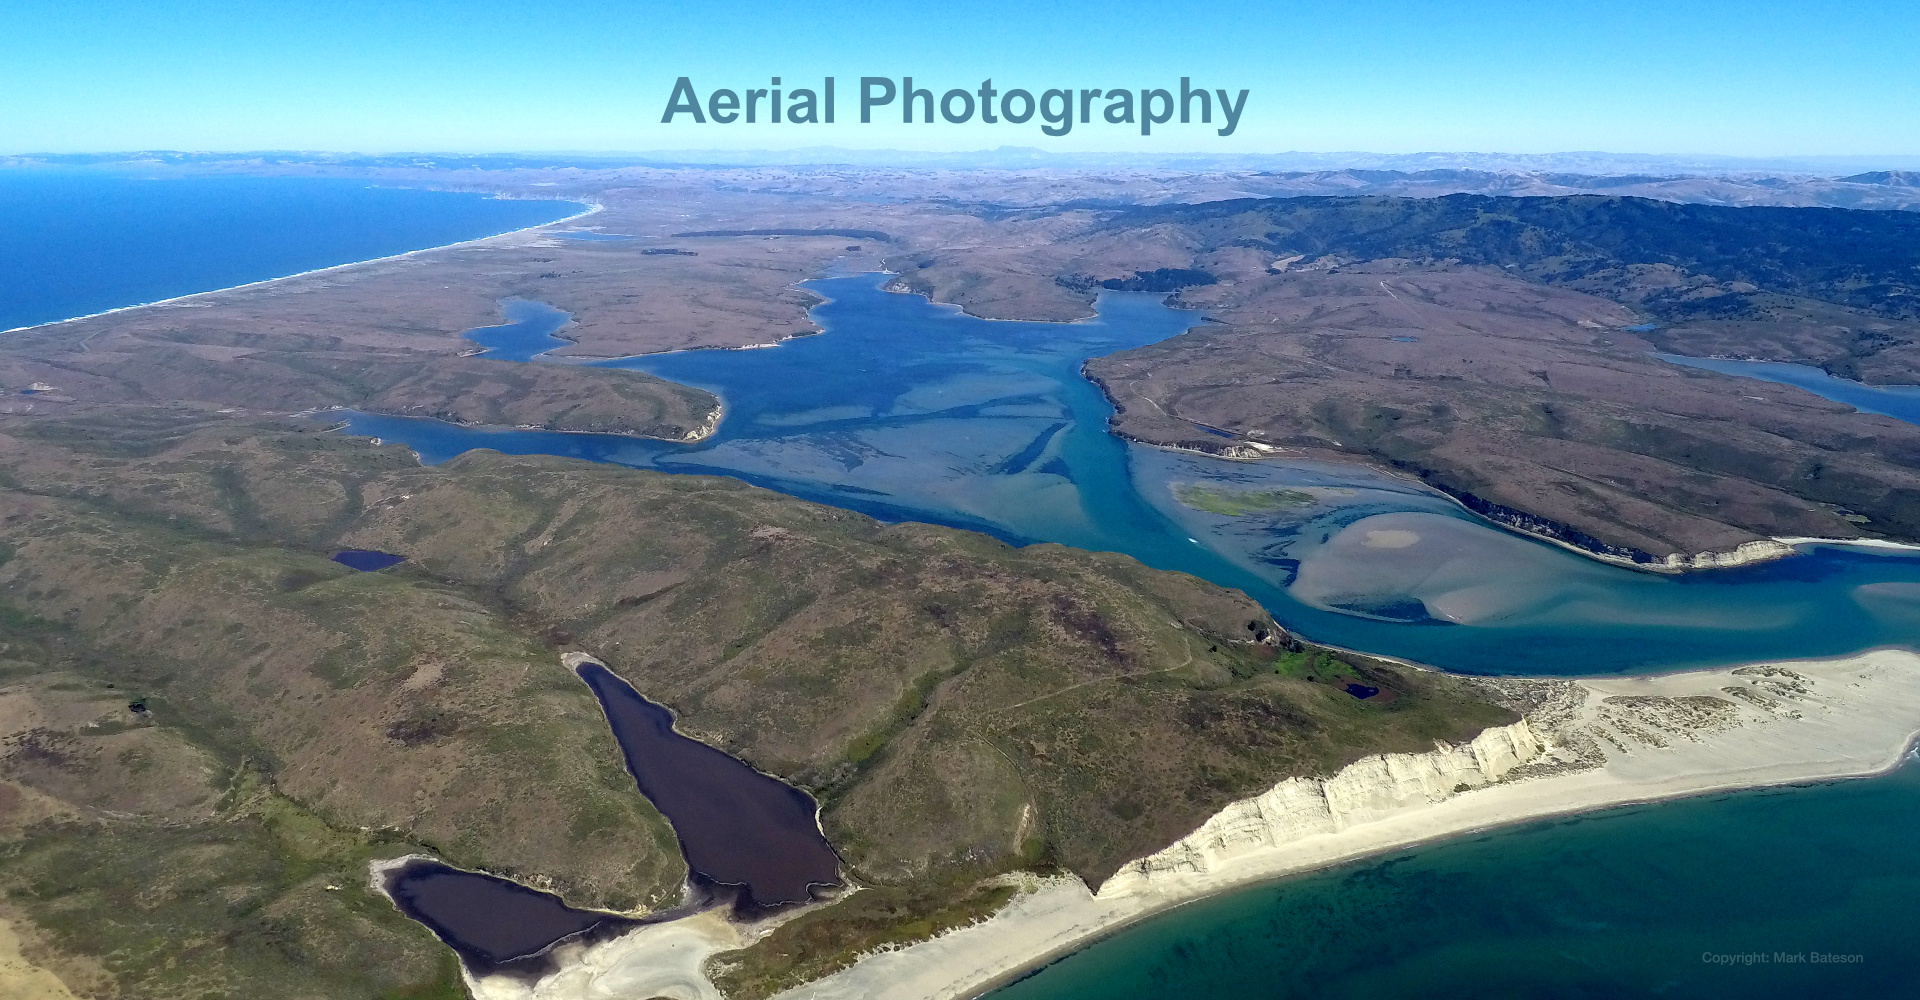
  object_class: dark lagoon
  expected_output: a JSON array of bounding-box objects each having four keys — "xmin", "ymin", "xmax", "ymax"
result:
[
  {"xmin": 0, "ymin": 171, "xmax": 580, "ymax": 332},
  {"xmin": 331, "ymin": 549, "xmax": 406, "ymax": 571},
  {"xmin": 341, "ymin": 272, "xmax": 1920, "ymax": 676},
  {"xmin": 574, "ymin": 658, "xmax": 842, "ymax": 910},
  {"xmin": 382, "ymin": 859, "xmax": 638, "ymax": 975},
  {"xmin": 383, "ymin": 659, "xmax": 841, "ymax": 969}
]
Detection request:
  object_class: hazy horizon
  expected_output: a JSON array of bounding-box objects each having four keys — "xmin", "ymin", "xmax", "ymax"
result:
[{"xmin": 8, "ymin": 148, "xmax": 1920, "ymax": 177}]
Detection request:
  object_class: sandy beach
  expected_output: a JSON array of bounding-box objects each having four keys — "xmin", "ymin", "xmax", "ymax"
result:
[
  {"xmin": 464, "ymin": 910, "xmax": 745, "ymax": 1000},
  {"xmin": 768, "ymin": 649, "xmax": 1920, "ymax": 1000},
  {"xmin": 0, "ymin": 199, "xmax": 598, "ymax": 337}
]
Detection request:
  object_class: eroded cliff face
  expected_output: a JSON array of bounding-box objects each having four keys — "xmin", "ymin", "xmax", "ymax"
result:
[
  {"xmin": 1662, "ymin": 538, "xmax": 1795, "ymax": 571},
  {"xmin": 1100, "ymin": 720, "xmax": 1542, "ymax": 894},
  {"xmin": 683, "ymin": 402, "xmax": 724, "ymax": 442}
]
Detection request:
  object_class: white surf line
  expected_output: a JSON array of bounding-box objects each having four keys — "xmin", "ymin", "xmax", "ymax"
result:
[
  {"xmin": 1774, "ymin": 535, "xmax": 1920, "ymax": 555},
  {"xmin": 2, "ymin": 198, "xmax": 602, "ymax": 337}
]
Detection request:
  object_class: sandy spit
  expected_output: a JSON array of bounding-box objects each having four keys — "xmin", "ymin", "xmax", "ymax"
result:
[
  {"xmin": 0, "ymin": 201, "xmax": 601, "ymax": 336},
  {"xmin": 466, "ymin": 910, "xmax": 745, "ymax": 1000}
]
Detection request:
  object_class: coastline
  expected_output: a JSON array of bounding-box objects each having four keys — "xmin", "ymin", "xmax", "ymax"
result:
[
  {"xmin": 439, "ymin": 649, "xmax": 1920, "ymax": 1000},
  {"xmin": 1120, "ymin": 421, "xmax": 1914, "ymax": 576},
  {"xmin": 1775, "ymin": 535, "xmax": 1920, "ymax": 554},
  {"xmin": 327, "ymin": 396, "xmax": 724, "ymax": 447},
  {"xmin": 0, "ymin": 199, "xmax": 600, "ymax": 337},
  {"xmin": 1078, "ymin": 366, "xmax": 1918, "ymax": 578},
  {"xmin": 354, "ymin": 258, "xmax": 1920, "ymax": 995},
  {"xmin": 770, "ymin": 649, "xmax": 1920, "ymax": 1000}
]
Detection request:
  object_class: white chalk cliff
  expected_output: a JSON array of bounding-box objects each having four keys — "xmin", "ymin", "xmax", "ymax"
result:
[
  {"xmin": 1101, "ymin": 720, "xmax": 1542, "ymax": 894},
  {"xmin": 778, "ymin": 653, "xmax": 1920, "ymax": 1000},
  {"xmin": 1664, "ymin": 538, "xmax": 1794, "ymax": 570}
]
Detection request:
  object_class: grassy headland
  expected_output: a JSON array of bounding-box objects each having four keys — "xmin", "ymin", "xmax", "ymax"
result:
[{"xmin": 0, "ymin": 410, "xmax": 1512, "ymax": 997}]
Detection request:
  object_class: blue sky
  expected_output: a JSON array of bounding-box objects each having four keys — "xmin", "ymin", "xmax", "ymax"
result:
[{"xmin": 2, "ymin": 0, "xmax": 1913, "ymax": 155}]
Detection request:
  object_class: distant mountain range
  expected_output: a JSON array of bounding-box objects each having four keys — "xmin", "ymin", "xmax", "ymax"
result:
[
  {"xmin": 1841, "ymin": 170, "xmax": 1920, "ymax": 187},
  {"xmin": 10, "ymin": 148, "xmax": 1920, "ymax": 174},
  {"xmin": 8, "ymin": 150, "xmax": 1920, "ymax": 212},
  {"xmin": 1207, "ymin": 168, "xmax": 1920, "ymax": 212}
]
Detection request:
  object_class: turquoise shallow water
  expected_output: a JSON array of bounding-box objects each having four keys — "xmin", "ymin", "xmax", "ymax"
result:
[
  {"xmin": 342, "ymin": 273, "xmax": 1920, "ymax": 676},
  {"xmin": 992, "ymin": 758, "xmax": 1920, "ymax": 1000}
]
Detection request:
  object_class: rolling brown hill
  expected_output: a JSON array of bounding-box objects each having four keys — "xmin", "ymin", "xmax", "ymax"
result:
[{"xmin": 0, "ymin": 410, "xmax": 1511, "ymax": 998}]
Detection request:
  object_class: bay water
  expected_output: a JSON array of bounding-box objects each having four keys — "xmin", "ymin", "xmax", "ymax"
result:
[{"xmin": 344, "ymin": 273, "xmax": 1920, "ymax": 676}]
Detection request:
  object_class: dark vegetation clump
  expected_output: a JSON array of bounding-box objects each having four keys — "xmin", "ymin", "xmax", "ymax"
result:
[
  {"xmin": 711, "ymin": 875, "xmax": 1017, "ymax": 999},
  {"xmin": 669, "ymin": 227, "xmax": 893, "ymax": 241},
  {"xmin": 386, "ymin": 711, "xmax": 460, "ymax": 746},
  {"xmin": 1099, "ymin": 267, "xmax": 1219, "ymax": 292},
  {"xmin": 1445, "ymin": 487, "xmax": 1657, "ymax": 564},
  {"xmin": 1048, "ymin": 594, "xmax": 1125, "ymax": 661}
]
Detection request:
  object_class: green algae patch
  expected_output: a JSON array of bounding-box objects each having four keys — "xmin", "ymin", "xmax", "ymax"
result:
[{"xmin": 1171, "ymin": 483, "xmax": 1315, "ymax": 517}]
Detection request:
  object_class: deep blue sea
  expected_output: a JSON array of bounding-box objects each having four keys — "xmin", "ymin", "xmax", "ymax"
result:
[
  {"xmin": 0, "ymin": 170, "xmax": 579, "ymax": 331},
  {"xmin": 344, "ymin": 274, "xmax": 1920, "ymax": 676}
]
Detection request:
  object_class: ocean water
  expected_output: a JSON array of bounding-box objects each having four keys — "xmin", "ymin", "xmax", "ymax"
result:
[
  {"xmin": 0, "ymin": 170, "xmax": 580, "ymax": 331},
  {"xmin": 342, "ymin": 274, "xmax": 1920, "ymax": 675},
  {"xmin": 991, "ymin": 759, "xmax": 1920, "ymax": 1000}
]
